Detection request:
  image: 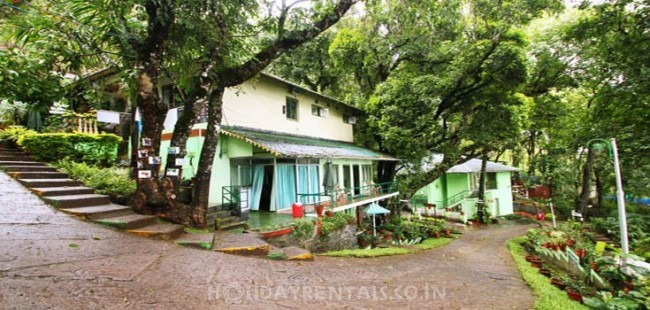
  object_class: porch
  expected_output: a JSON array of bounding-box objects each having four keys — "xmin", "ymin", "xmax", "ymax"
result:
[{"xmin": 278, "ymin": 181, "xmax": 399, "ymax": 217}]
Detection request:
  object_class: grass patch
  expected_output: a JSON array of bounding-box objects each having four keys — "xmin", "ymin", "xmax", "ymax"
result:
[
  {"xmin": 320, "ymin": 247, "xmax": 412, "ymax": 258},
  {"xmin": 184, "ymin": 227, "xmax": 211, "ymax": 234},
  {"xmin": 415, "ymin": 237, "xmax": 453, "ymax": 250},
  {"xmin": 508, "ymin": 237, "xmax": 588, "ymax": 310}
]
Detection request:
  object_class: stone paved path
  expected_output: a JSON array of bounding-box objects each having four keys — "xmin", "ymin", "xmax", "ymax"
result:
[{"xmin": 0, "ymin": 171, "xmax": 535, "ymax": 309}]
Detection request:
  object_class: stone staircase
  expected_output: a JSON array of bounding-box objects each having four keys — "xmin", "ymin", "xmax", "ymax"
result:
[
  {"xmin": 0, "ymin": 146, "xmax": 183, "ymax": 241},
  {"xmin": 207, "ymin": 205, "xmax": 247, "ymax": 231},
  {"xmin": 0, "ymin": 145, "xmax": 313, "ymax": 260}
]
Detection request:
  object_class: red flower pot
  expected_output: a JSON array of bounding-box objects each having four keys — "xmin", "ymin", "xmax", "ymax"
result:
[
  {"xmin": 566, "ymin": 288, "xmax": 583, "ymax": 304},
  {"xmin": 576, "ymin": 249, "xmax": 587, "ymax": 258},
  {"xmin": 259, "ymin": 227, "xmax": 292, "ymax": 238},
  {"xmin": 551, "ymin": 278, "xmax": 567, "ymax": 290},
  {"xmin": 539, "ymin": 268, "xmax": 552, "ymax": 278},
  {"xmin": 531, "ymin": 260, "xmax": 543, "ymax": 268},
  {"xmin": 315, "ymin": 205, "xmax": 324, "ymax": 217}
]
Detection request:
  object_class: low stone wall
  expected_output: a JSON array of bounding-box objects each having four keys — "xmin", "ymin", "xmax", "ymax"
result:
[{"xmin": 262, "ymin": 224, "xmax": 359, "ymax": 253}]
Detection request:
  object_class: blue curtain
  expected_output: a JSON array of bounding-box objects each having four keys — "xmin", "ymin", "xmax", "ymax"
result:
[
  {"xmin": 309, "ymin": 165, "xmax": 319, "ymax": 203},
  {"xmin": 276, "ymin": 165, "xmax": 296, "ymax": 210},
  {"xmin": 297, "ymin": 166, "xmax": 309, "ymax": 204},
  {"xmin": 250, "ymin": 165, "xmax": 264, "ymax": 211}
]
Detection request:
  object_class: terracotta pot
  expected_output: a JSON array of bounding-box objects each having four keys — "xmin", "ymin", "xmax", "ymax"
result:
[
  {"xmin": 551, "ymin": 278, "xmax": 567, "ymax": 290},
  {"xmin": 315, "ymin": 205, "xmax": 324, "ymax": 217},
  {"xmin": 566, "ymin": 239, "xmax": 576, "ymax": 246},
  {"xmin": 525, "ymin": 255, "xmax": 538, "ymax": 262},
  {"xmin": 531, "ymin": 260, "xmax": 543, "ymax": 268},
  {"xmin": 559, "ymin": 243, "xmax": 567, "ymax": 251},
  {"xmin": 566, "ymin": 288, "xmax": 583, "ymax": 304},
  {"xmin": 576, "ymin": 249, "xmax": 587, "ymax": 258},
  {"xmin": 539, "ymin": 268, "xmax": 552, "ymax": 278},
  {"xmin": 259, "ymin": 227, "xmax": 292, "ymax": 238},
  {"xmin": 444, "ymin": 229, "xmax": 451, "ymax": 236},
  {"xmin": 325, "ymin": 210, "xmax": 334, "ymax": 217}
]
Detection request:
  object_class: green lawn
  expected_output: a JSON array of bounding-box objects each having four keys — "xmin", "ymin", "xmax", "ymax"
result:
[
  {"xmin": 320, "ymin": 237, "xmax": 454, "ymax": 258},
  {"xmin": 507, "ymin": 237, "xmax": 588, "ymax": 310}
]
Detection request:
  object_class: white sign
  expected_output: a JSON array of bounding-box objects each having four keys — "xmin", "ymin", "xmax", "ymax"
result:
[
  {"xmin": 97, "ymin": 110, "xmax": 120, "ymax": 124},
  {"xmin": 163, "ymin": 108, "xmax": 178, "ymax": 129}
]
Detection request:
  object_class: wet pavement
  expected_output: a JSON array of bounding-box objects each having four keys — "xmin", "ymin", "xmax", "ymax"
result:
[{"xmin": 0, "ymin": 171, "xmax": 535, "ymax": 309}]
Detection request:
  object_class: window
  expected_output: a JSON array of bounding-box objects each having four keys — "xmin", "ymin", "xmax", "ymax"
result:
[
  {"xmin": 285, "ymin": 98, "xmax": 298, "ymax": 120},
  {"xmin": 162, "ymin": 84, "xmax": 182, "ymax": 109},
  {"xmin": 311, "ymin": 105, "xmax": 328, "ymax": 117},
  {"xmin": 343, "ymin": 114, "xmax": 357, "ymax": 124},
  {"xmin": 486, "ymin": 172, "xmax": 497, "ymax": 190}
]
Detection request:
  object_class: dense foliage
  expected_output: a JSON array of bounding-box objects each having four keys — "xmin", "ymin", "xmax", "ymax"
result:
[
  {"xmin": 54, "ymin": 159, "xmax": 135, "ymax": 200},
  {"xmin": 18, "ymin": 132, "xmax": 121, "ymax": 165}
]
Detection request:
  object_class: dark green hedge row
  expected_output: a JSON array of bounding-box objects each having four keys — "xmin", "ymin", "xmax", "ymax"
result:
[{"xmin": 18, "ymin": 133, "xmax": 122, "ymax": 165}]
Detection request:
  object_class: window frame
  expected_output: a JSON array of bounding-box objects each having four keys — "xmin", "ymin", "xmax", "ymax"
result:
[{"xmin": 285, "ymin": 97, "xmax": 298, "ymax": 120}]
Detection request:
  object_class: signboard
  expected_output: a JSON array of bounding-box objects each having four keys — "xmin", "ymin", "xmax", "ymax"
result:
[{"xmin": 97, "ymin": 110, "xmax": 120, "ymax": 124}]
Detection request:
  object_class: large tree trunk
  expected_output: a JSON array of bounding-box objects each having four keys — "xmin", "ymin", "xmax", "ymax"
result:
[
  {"xmin": 477, "ymin": 152, "xmax": 488, "ymax": 223},
  {"xmin": 190, "ymin": 88, "xmax": 225, "ymax": 228},
  {"xmin": 578, "ymin": 145, "xmax": 594, "ymax": 214},
  {"xmin": 130, "ymin": 0, "xmax": 175, "ymax": 214}
]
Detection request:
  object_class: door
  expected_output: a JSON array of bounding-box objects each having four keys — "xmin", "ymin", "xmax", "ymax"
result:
[
  {"xmin": 352, "ymin": 165, "xmax": 360, "ymax": 195},
  {"xmin": 259, "ymin": 165, "xmax": 274, "ymax": 212}
]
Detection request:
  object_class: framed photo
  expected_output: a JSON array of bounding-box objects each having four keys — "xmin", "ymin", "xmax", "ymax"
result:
[
  {"xmin": 148, "ymin": 156, "xmax": 162, "ymax": 165},
  {"xmin": 138, "ymin": 170, "xmax": 152, "ymax": 179},
  {"xmin": 166, "ymin": 168, "xmax": 180, "ymax": 177},
  {"xmin": 168, "ymin": 146, "xmax": 180, "ymax": 155},
  {"xmin": 137, "ymin": 161, "xmax": 145, "ymax": 169},
  {"xmin": 137, "ymin": 149, "xmax": 148, "ymax": 158},
  {"xmin": 141, "ymin": 138, "xmax": 152, "ymax": 146},
  {"xmin": 175, "ymin": 158, "xmax": 185, "ymax": 166}
]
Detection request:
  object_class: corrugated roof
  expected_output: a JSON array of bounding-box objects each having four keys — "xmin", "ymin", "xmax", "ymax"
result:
[
  {"xmin": 447, "ymin": 158, "xmax": 519, "ymax": 173},
  {"xmin": 221, "ymin": 126, "xmax": 397, "ymax": 161}
]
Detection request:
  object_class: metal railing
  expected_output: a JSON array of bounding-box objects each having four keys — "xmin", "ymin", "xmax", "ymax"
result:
[{"xmin": 296, "ymin": 181, "xmax": 397, "ymax": 209}]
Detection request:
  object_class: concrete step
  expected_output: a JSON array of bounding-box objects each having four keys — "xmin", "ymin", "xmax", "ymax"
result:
[
  {"xmin": 2, "ymin": 165, "xmax": 58, "ymax": 172},
  {"xmin": 210, "ymin": 210, "xmax": 232, "ymax": 218},
  {"xmin": 94, "ymin": 214, "xmax": 157, "ymax": 230},
  {"xmin": 175, "ymin": 233, "xmax": 214, "ymax": 250},
  {"xmin": 59, "ymin": 204, "xmax": 134, "ymax": 220},
  {"xmin": 126, "ymin": 223, "xmax": 184, "ymax": 240},
  {"xmin": 19, "ymin": 178, "xmax": 82, "ymax": 188},
  {"xmin": 0, "ymin": 155, "xmax": 32, "ymax": 161},
  {"xmin": 282, "ymin": 246, "xmax": 314, "ymax": 261},
  {"xmin": 217, "ymin": 220, "xmax": 246, "ymax": 231},
  {"xmin": 42, "ymin": 194, "xmax": 111, "ymax": 209},
  {"xmin": 212, "ymin": 232, "xmax": 269, "ymax": 256},
  {"xmin": 31, "ymin": 186, "xmax": 95, "ymax": 197},
  {"xmin": 0, "ymin": 161, "xmax": 47, "ymax": 167},
  {"xmin": 8, "ymin": 171, "xmax": 68, "ymax": 179}
]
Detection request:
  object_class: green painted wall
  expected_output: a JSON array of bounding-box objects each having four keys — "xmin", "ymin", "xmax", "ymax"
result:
[{"xmin": 484, "ymin": 172, "xmax": 514, "ymax": 216}]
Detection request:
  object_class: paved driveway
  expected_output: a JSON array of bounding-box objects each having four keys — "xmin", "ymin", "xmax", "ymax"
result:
[{"xmin": 0, "ymin": 172, "xmax": 534, "ymax": 309}]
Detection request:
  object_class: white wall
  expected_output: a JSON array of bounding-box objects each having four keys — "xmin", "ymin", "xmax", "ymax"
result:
[{"xmin": 222, "ymin": 75, "xmax": 355, "ymax": 142}]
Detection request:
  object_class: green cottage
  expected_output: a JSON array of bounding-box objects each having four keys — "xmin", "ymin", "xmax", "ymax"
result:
[{"xmin": 415, "ymin": 159, "xmax": 518, "ymax": 222}]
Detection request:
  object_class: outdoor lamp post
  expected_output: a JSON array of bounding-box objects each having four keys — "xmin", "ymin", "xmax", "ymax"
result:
[{"xmin": 586, "ymin": 138, "xmax": 629, "ymax": 254}]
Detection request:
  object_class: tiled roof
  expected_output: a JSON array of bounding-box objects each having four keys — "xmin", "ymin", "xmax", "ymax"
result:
[
  {"xmin": 446, "ymin": 158, "xmax": 519, "ymax": 173},
  {"xmin": 221, "ymin": 126, "xmax": 397, "ymax": 161}
]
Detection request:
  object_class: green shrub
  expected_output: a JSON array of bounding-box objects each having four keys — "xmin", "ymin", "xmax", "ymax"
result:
[
  {"xmin": 320, "ymin": 213, "xmax": 352, "ymax": 237},
  {"xmin": 18, "ymin": 132, "xmax": 121, "ymax": 165},
  {"xmin": 508, "ymin": 237, "xmax": 588, "ymax": 310},
  {"xmin": 54, "ymin": 160, "xmax": 135, "ymax": 198},
  {"xmin": 0, "ymin": 125, "xmax": 36, "ymax": 142},
  {"xmin": 291, "ymin": 218, "xmax": 315, "ymax": 239}
]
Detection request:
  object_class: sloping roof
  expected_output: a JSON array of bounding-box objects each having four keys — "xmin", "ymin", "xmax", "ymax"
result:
[
  {"xmin": 221, "ymin": 126, "xmax": 397, "ymax": 161},
  {"xmin": 447, "ymin": 158, "xmax": 518, "ymax": 173}
]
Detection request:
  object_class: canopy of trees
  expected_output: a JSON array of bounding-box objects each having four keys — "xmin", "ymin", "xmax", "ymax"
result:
[{"xmin": 1, "ymin": 0, "xmax": 648, "ymax": 223}]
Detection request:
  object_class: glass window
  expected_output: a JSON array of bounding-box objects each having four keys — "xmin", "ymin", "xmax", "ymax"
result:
[
  {"xmin": 312, "ymin": 105, "xmax": 328, "ymax": 117},
  {"xmin": 286, "ymin": 98, "xmax": 298, "ymax": 120},
  {"xmin": 486, "ymin": 172, "xmax": 497, "ymax": 190}
]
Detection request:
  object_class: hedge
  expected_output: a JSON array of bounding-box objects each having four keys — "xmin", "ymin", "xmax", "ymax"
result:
[{"xmin": 18, "ymin": 133, "xmax": 121, "ymax": 165}]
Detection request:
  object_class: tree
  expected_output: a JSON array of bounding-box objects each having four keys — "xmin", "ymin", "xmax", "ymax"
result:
[{"xmin": 6, "ymin": 0, "xmax": 358, "ymax": 228}]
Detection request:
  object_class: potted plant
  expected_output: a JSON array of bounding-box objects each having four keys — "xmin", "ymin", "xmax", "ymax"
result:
[
  {"xmin": 539, "ymin": 268, "xmax": 552, "ymax": 278},
  {"xmin": 315, "ymin": 205, "xmax": 324, "ymax": 217},
  {"xmin": 551, "ymin": 277, "xmax": 567, "ymax": 290},
  {"xmin": 565, "ymin": 281, "xmax": 588, "ymax": 304}
]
